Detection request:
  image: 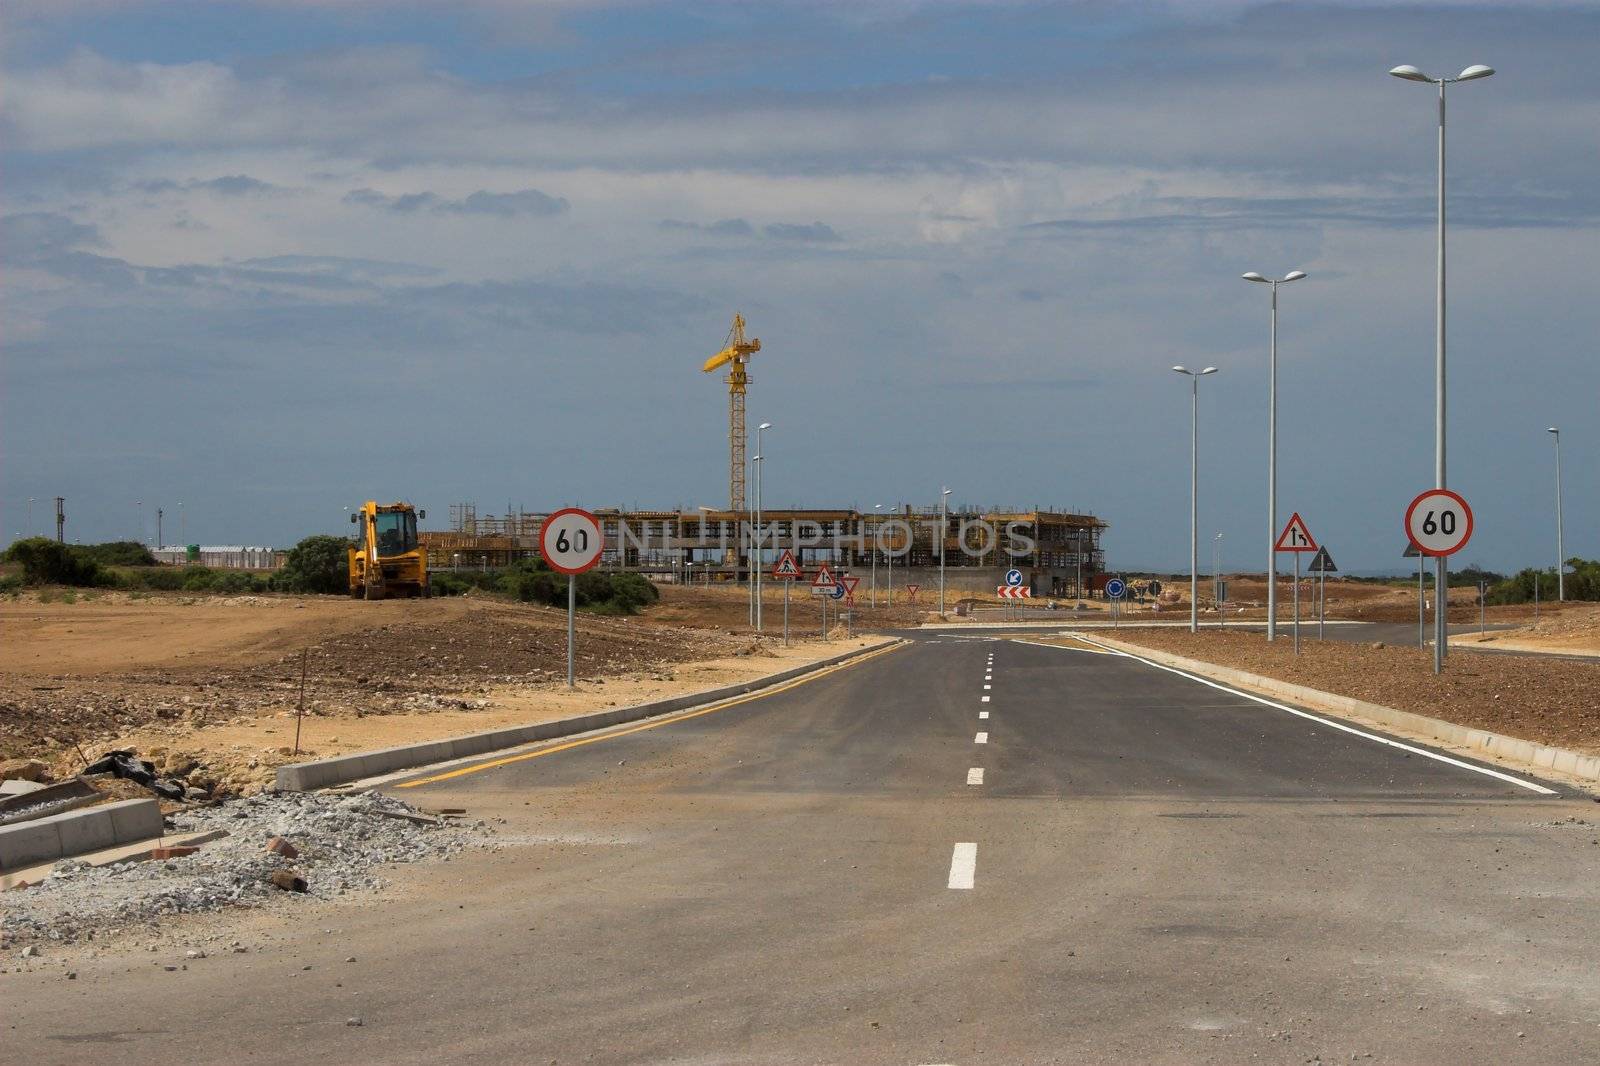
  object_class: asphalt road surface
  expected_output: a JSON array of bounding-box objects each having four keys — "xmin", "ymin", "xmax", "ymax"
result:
[{"xmin": 11, "ymin": 635, "xmax": 1600, "ymax": 1064}]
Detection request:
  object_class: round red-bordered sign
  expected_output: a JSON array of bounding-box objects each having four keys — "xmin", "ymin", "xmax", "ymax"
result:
[
  {"xmin": 539, "ymin": 507, "xmax": 604, "ymax": 575},
  {"xmin": 1404, "ymin": 488, "xmax": 1474, "ymax": 557}
]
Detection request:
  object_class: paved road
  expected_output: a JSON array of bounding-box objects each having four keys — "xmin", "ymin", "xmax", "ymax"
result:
[{"xmin": 10, "ymin": 635, "xmax": 1600, "ymax": 1063}]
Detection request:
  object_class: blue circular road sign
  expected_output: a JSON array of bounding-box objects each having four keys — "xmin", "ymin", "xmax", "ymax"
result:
[
  {"xmin": 1005, "ymin": 568, "xmax": 1023, "ymax": 587},
  {"xmin": 1105, "ymin": 578, "xmax": 1126, "ymax": 600}
]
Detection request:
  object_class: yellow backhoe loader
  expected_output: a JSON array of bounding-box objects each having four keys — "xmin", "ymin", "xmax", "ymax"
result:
[{"xmin": 348, "ymin": 500, "xmax": 430, "ymax": 599}]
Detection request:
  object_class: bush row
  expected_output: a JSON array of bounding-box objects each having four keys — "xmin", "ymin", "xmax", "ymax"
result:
[
  {"xmin": 4, "ymin": 537, "xmax": 663, "ymax": 613},
  {"xmin": 1486, "ymin": 558, "xmax": 1600, "ymax": 605}
]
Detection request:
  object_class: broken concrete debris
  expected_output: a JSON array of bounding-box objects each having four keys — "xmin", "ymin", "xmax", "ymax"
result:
[
  {"xmin": 268, "ymin": 870, "xmax": 308, "ymax": 893},
  {"xmin": 2, "ymin": 790, "xmax": 482, "ymax": 948}
]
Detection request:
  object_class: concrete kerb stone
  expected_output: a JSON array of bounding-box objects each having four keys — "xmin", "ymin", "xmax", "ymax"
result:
[
  {"xmin": 276, "ymin": 640, "xmax": 899, "ymax": 793},
  {"xmin": 1081, "ymin": 634, "xmax": 1600, "ymax": 789},
  {"xmin": 0, "ymin": 798, "xmax": 165, "ymax": 871}
]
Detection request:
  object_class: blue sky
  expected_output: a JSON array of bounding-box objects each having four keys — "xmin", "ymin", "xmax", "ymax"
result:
[{"xmin": 2, "ymin": 0, "xmax": 1595, "ymax": 573}]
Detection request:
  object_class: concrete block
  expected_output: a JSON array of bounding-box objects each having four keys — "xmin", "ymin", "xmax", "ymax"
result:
[
  {"xmin": 0, "ymin": 819, "xmax": 62, "ymax": 871},
  {"xmin": 105, "ymin": 799, "xmax": 164, "ymax": 844},
  {"xmin": 56, "ymin": 807, "xmax": 118, "ymax": 856}
]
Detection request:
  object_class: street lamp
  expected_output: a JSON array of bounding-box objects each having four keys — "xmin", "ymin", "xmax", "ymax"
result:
[
  {"xmin": 871, "ymin": 504, "xmax": 884, "ymax": 608},
  {"xmin": 754, "ymin": 422, "xmax": 772, "ymax": 631},
  {"xmin": 938, "ymin": 487, "xmax": 952, "ymax": 616},
  {"xmin": 1390, "ymin": 60, "xmax": 1494, "ymax": 673},
  {"xmin": 1242, "ymin": 269, "xmax": 1307, "ymax": 641},
  {"xmin": 1173, "ymin": 366, "xmax": 1219, "ymax": 633},
  {"xmin": 1549, "ymin": 427, "xmax": 1565, "ymax": 601}
]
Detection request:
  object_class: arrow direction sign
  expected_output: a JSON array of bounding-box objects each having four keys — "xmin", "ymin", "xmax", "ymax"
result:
[
  {"xmin": 996, "ymin": 586, "xmax": 1033, "ymax": 599},
  {"xmin": 810, "ymin": 562, "xmax": 837, "ymax": 595},
  {"xmin": 1274, "ymin": 512, "xmax": 1318, "ymax": 553}
]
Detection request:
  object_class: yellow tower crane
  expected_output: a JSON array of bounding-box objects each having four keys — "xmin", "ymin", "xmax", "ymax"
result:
[{"xmin": 701, "ymin": 313, "xmax": 762, "ymax": 512}]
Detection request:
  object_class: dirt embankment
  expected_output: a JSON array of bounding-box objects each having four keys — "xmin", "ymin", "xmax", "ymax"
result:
[
  {"xmin": 1, "ymin": 587, "xmax": 869, "ymax": 796},
  {"xmin": 1099, "ymin": 626, "xmax": 1600, "ymax": 757}
]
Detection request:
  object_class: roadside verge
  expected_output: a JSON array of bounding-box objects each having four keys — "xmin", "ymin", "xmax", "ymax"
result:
[
  {"xmin": 1071, "ymin": 634, "xmax": 1600, "ymax": 792},
  {"xmin": 277, "ymin": 638, "xmax": 903, "ymax": 792}
]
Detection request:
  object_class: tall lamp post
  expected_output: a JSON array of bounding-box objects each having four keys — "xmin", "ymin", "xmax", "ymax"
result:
[
  {"xmin": 1242, "ymin": 269, "xmax": 1307, "ymax": 641},
  {"xmin": 871, "ymin": 503, "xmax": 884, "ymax": 607},
  {"xmin": 754, "ymin": 421, "xmax": 772, "ymax": 632},
  {"xmin": 1548, "ymin": 426, "xmax": 1565, "ymax": 601},
  {"xmin": 1390, "ymin": 60, "xmax": 1494, "ymax": 672},
  {"xmin": 938, "ymin": 487, "xmax": 952, "ymax": 616},
  {"xmin": 1173, "ymin": 366, "xmax": 1219, "ymax": 633}
]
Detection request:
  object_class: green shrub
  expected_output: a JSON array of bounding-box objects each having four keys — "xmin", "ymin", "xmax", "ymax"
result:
[
  {"xmin": 75, "ymin": 541, "xmax": 157, "ymax": 567},
  {"xmin": 134, "ymin": 567, "xmax": 188, "ymax": 591},
  {"xmin": 0, "ymin": 574, "xmax": 23, "ymax": 595},
  {"xmin": 273, "ymin": 535, "xmax": 351, "ymax": 595},
  {"xmin": 2, "ymin": 538, "xmax": 108, "ymax": 587},
  {"xmin": 182, "ymin": 567, "xmax": 217, "ymax": 591}
]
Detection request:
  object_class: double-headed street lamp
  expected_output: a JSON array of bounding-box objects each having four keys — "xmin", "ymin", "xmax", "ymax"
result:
[
  {"xmin": 1548, "ymin": 426, "xmax": 1565, "ymax": 601},
  {"xmin": 1241, "ymin": 270, "xmax": 1307, "ymax": 641},
  {"xmin": 1173, "ymin": 366, "xmax": 1218, "ymax": 633},
  {"xmin": 1390, "ymin": 60, "xmax": 1494, "ymax": 673}
]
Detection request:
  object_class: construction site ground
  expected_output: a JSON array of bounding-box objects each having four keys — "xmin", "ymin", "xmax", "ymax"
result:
[
  {"xmin": 1073, "ymin": 619, "xmax": 1600, "ymax": 759},
  {"xmin": 0, "ymin": 586, "xmax": 887, "ymax": 799}
]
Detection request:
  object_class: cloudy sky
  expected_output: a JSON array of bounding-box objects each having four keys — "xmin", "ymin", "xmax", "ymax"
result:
[{"xmin": 3, "ymin": 0, "xmax": 1595, "ymax": 573}]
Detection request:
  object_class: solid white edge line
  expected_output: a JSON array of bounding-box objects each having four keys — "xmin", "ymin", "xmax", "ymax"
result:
[
  {"xmin": 948, "ymin": 842, "xmax": 977, "ymax": 889},
  {"xmin": 967, "ymin": 767, "xmax": 984, "ymax": 785},
  {"xmin": 979, "ymin": 710, "xmax": 989, "ymax": 719},
  {"xmin": 1061, "ymin": 635, "xmax": 1558, "ymax": 796},
  {"xmin": 975, "ymin": 731, "xmax": 988, "ymax": 744}
]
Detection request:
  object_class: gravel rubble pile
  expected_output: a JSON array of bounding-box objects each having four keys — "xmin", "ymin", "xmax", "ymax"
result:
[{"xmin": 1, "ymin": 790, "xmax": 486, "ymax": 947}]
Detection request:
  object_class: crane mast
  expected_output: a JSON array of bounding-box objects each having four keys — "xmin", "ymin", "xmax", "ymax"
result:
[{"xmin": 701, "ymin": 313, "xmax": 761, "ymax": 512}]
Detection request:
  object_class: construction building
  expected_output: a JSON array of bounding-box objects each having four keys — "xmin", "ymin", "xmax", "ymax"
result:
[{"xmin": 421, "ymin": 505, "xmax": 1106, "ymax": 598}]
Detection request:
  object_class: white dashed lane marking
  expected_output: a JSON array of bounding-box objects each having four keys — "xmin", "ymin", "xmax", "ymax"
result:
[
  {"xmin": 979, "ymin": 710, "xmax": 989, "ymax": 719},
  {"xmin": 967, "ymin": 767, "xmax": 984, "ymax": 785},
  {"xmin": 981, "ymin": 695, "xmax": 990, "ymax": 702},
  {"xmin": 948, "ymin": 843, "xmax": 977, "ymax": 889},
  {"xmin": 975, "ymin": 731, "xmax": 988, "ymax": 744}
]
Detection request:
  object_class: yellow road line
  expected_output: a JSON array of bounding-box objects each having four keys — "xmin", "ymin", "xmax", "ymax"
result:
[{"xmin": 395, "ymin": 640, "xmax": 908, "ymax": 789}]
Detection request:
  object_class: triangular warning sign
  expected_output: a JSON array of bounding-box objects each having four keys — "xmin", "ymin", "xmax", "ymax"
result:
[
  {"xmin": 810, "ymin": 563, "xmax": 837, "ymax": 589},
  {"xmin": 1274, "ymin": 512, "xmax": 1318, "ymax": 552},
  {"xmin": 771, "ymin": 550, "xmax": 802, "ymax": 579},
  {"xmin": 1307, "ymin": 546, "xmax": 1337, "ymax": 573},
  {"xmin": 1401, "ymin": 543, "xmax": 1420, "ymax": 559}
]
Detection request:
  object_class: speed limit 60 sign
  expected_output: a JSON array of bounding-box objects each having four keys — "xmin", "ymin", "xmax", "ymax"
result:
[
  {"xmin": 540, "ymin": 508, "xmax": 604, "ymax": 574},
  {"xmin": 1405, "ymin": 489, "xmax": 1473, "ymax": 557}
]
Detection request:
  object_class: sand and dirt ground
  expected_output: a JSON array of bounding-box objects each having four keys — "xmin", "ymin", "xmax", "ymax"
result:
[
  {"xmin": 1085, "ymin": 625, "xmax": 1600, "ymax": 757},
  {"xmin": 0, "ymin": 586, "xmax": 885, "ymax": 796}
]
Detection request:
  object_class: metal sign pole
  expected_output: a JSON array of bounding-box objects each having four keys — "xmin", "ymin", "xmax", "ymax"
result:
[
  {"xmin": 783, "ymin": 579, "xmax": 790, "ymax": 647},
  {"xmin": 567, "ymin": 575, "xmax": 576, "ymax": 689},
  {"xmin": 1293, "ymin": 553, "xmax": 1301, "ymax": 654},
  {"xmin": 1318, "ymin": 567, "xmax": 1325, "ymax": 639},
  {"xmin": 1418, "ymin": 554, "xmax": 1425, "ymax": 648}
]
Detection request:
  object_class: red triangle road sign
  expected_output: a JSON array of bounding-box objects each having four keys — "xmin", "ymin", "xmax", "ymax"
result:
[
  {"xmin": 841, "ymin": 575, "xmax": 860, "ymax": 593},
  {"xmin": 810, "ymin": 563, "xmax": 837, "ymax": 589},
  {"xmin": 1274, "ymin": 512, "xmax": 1318, "ymax": 552},
  {"xmin": 771, "ymin": 549, "xmax": 802, "ymax": 579},
  {"xmin": 904, "ymin": 583, "xmax": 920, "ymax": 600}
]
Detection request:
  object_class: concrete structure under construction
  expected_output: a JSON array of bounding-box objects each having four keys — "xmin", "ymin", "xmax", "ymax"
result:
[{"xmin": 422, "ymin": 505, "xmax": 1106, "ymax": 598}]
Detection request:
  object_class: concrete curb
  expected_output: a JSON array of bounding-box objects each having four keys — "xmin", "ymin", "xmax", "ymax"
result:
[
  {"xmin": 277, "ymin": 639, "xmax": 900, "ymax": 792},
  {"xmin": 1079, "ymin": 634, "xmax": 1600, "ymax": 787},
  {"xmin": 0, "ymin": 798, "xmax": 165, "ymax": 872}
]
